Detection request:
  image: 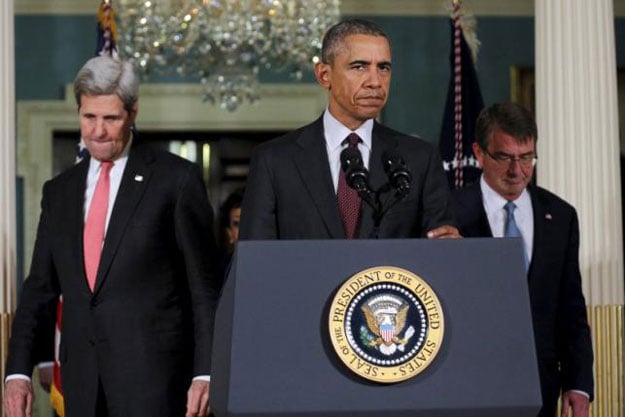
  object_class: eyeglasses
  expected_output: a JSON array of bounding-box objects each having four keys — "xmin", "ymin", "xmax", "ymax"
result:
[{"xmin": 483, "ymin": 149, "xmax": 538, "ymax": 167}]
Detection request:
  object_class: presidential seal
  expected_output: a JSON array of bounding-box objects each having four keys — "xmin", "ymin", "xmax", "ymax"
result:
[{"xmin": 328, "ymin": 266, "xmax": 444, "ymax": 383}]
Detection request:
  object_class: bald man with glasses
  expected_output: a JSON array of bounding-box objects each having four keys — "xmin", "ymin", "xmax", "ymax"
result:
[{"xmin": 451, "ymin": 102, "xmax": 594, "ymax": 417}]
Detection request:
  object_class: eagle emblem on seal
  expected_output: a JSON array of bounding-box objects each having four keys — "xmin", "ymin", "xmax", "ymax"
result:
[{"xmin": 360, "ymin": 294, "xmax": 416, "ymax": 356}]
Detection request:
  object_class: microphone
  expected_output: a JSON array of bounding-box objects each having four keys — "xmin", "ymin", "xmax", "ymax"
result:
[
  {"xmin": 340, "ymin": 147, "xmax": 370, "ymax": 193},
  {"xmin": 382, "ymin": 150, "xmax": 412, "ymax": 196}
]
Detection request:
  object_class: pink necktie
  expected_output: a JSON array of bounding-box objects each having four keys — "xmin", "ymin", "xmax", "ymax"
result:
[
  {"xmin": 337, "ymin": 133, "xmax": 362, "ymax": 239},
  {"xmin": 84, "ymin": 161, "xmax": 113, "ymax": 291}
]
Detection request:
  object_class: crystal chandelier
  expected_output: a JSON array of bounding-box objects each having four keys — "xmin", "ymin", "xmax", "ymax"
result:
[{"xmin": 116, "ymin": 0, "xmax": 341, "ymax": 111}]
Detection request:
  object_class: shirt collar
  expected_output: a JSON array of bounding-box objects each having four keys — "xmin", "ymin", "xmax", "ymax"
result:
[
  {"xmin": 480, "ymin": 175, "xmax": 531, "ymax": 213},
  {"xmin": 323, "ymin": 109, "xmax": 373, "ymax": 151}
]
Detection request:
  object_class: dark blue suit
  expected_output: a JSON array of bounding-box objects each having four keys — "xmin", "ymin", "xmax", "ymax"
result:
[
  {"xmin": 6, "ymin": 140, "xmax": 220, "ymax": 417},
  {"xmin": 240, "ymin": 116, "xmax": 455, "ymax": 240},
  {"xmin": 452, "ymin": 182, "xmax": 594, "ymax": 417}
]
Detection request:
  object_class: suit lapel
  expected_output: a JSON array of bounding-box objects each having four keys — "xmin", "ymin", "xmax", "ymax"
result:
[
  {"xmin": 292, "ymin": 118, "xmax": 345, "ymax": 238},
  {"xmin": 94, "ymin": 144, "xmax": 154, "ymax": 293}
]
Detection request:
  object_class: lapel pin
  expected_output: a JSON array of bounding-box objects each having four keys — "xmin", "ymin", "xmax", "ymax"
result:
[
  {"xmin": 545, "ymin": 213, "xmax": 552, "ymax": 220},
  {"xmin": 134, "ymin": 175, "xmax": 144, "ymax": 182}
]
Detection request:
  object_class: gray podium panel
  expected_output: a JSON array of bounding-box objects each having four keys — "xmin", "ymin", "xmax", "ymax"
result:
[{"xmin": 211, "ymin": 238, "xmax": 541, "ymax": 417}]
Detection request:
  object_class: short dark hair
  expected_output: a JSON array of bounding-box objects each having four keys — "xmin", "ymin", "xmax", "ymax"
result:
[
  {"xmin": 321, "ymin": 18, "xmax": 390, "ymax": 64},
  {"xmin": 475, "ymin": 102, "xmax": 538, "ymax": 150}
]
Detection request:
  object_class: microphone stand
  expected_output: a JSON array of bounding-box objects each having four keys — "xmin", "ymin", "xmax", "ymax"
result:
[
  {"xmin": 365, "ymin": 151, "xmax": 412, "ymax": 238},
  {"xmin": 366, "ymin": 185, "xmax": 407, "ymax": 239}
]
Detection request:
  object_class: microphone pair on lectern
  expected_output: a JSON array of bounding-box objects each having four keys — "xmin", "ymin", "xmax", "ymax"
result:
[
  {"xmin": 339, "ymin": 147, "xmax": 412, "ymax": 197},
  {"xmin": 340, "ymin": 147, "xmax": 412, "ymax": 238}
]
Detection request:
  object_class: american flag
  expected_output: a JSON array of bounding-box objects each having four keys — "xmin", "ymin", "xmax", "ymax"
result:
[
  {"xmin": 50, "ymin": 2, "xmax": 118, "ymax": 416},
  {"xmin": 95, "ymin": 0, "xmax": 118, "ymax": 58},
  {"xmin": 75, "ymin": 138, "xmax": 89, "ymax": 164},
  {"xmin": 438, "ymin": 0, "xmax": 484, "ymax": 189}
]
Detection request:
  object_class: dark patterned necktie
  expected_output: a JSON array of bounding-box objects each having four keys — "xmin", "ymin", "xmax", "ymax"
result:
[{"xmin": 337, "ymin": 133, "xmax": 362, "ymax": 239}]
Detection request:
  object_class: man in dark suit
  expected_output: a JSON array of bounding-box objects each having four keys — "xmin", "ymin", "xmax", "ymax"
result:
[
  {"xmin": 240, "ymin": 18, "xmax": 458, "ymax": 240},
  {"xmin": 452, "ymin": 102, "xmax": 594, "ymax": 417},
  {"xmin": 4, "ymin": 57, "xmax": 219, "ymax": 417}
]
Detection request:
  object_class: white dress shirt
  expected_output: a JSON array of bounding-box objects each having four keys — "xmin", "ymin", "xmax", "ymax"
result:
[
  {"xmin": 479, "ymin": 176, "xmax": 534, "ymax": 264},
  {"xmin": 84, "ymin": 141, "xmax": 130, "ymax": 228}
]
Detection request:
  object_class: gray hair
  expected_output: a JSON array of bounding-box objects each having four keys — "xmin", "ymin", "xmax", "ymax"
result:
[
  {"xmin": 73, "ymin": 56, "xmax": 139, "ymax": 113},
  {"xmin": 321, "ymin": 18, "xmax": 390, "ymax": 64}
]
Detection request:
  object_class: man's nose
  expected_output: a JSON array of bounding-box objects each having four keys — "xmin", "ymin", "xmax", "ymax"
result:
[
  {"xmin": 365, "ymin": 68, "xmax": 382, "ymax": 87},
  {"xmin": 507, "ymin": 158, "xmax": 523, "ymax": 174},
  {"xmin": 94, "ymin": 119, "xmax": 106, "ymax": 137}
]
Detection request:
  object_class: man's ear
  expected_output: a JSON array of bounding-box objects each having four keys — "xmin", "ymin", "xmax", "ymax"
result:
[
  {"xmin": 129, "ymin": 102, "xmax": 139, "ymax": 122},
  {"xmin": 314, "ymin": 62, "xmax": 331, "ymax": 90},
  {"xmin": 472, "ymin": 141, "xmax": 483, "ymax": 168}
]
